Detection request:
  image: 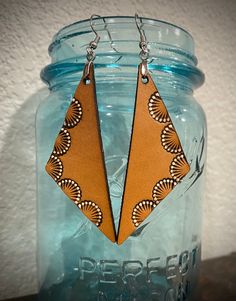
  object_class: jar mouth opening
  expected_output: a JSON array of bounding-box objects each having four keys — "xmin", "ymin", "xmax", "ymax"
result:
[
  {"xmin": 49, "ymin": 15, "xmax": 194, "ymax": 54},
  {"xmin": 43, "ymin": 16, "xmax": 204, "ymax": 90}
]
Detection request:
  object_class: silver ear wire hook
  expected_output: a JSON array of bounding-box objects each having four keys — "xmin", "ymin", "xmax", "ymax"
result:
[
  {"xmin": 135, "ymin": 13, "xmax": 146, "ymax": 47},
  {"xmin": 135, "ymin": 13, "xmax": 150, "ymax": 78},
  {"xmin": 84, "ymin": 14, "xmax": 120, "ymax": 79},
  {"xmin": 89, "ymin": 14, "xmax": 101, "ymax": 48},
  {"xmin": 84, "ymin": 14, "xmax": 101, "ymax": 79}
]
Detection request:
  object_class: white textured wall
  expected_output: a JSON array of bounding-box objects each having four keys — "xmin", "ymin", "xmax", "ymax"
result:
[{"xmin": 0, "ymin": 0, "xmax": 235, "ymax": 299}]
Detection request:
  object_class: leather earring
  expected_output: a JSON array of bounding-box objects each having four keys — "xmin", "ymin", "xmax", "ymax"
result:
[
  {"xmin": 117, "ymin": 14, "xmax": 190, "ymax": 244},
  {"xmin": 45, "ymin": 15, "xmax": 116, "ymax": 243}
]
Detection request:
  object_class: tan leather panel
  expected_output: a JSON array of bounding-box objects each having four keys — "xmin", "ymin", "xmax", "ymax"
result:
[
  {"xmin": 45, "ymin": 63, "xmax": 116, "ymax": 243},
  {"xmin": 46, "ymin": 62, "xmax": 190, "ymax": 245},
  {"xmin": 117, "ymin": 64, "xmax": 190, "ymax": 244}
]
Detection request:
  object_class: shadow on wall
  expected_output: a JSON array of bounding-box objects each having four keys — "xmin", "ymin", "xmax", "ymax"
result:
[{"xmin": 0, "ymin": 88, "xmax": 48, "ymax": 299}]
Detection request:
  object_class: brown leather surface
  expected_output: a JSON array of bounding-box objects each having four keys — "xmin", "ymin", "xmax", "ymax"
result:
[
  {"xmin": 46, "ymin": 63, "xmax": 189, "ymax": 244},
  {"xmin": 117, "ymin": 64, "xmax": 190, "ymax": 244},
  {"xmin": 45, "ymin": 63, "xmax": 116, "ymax": 243}
]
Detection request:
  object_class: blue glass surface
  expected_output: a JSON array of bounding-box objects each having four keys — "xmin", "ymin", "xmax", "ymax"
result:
[{"xmin": 37, "ymin": 17, "xmax": 206, "ymax": 301}]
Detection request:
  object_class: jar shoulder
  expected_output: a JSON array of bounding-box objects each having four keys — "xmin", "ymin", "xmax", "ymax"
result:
[
  {"xmin": 36, "ymin": 90, "xmax": 71, "ymax": 127},
  {"xmin": 164, "ymin": 92, "xmax": 207, "ymax": 132}
]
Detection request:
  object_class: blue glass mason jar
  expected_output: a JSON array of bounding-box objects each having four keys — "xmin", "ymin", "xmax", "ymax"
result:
[{"xmin": 37, "ymin": 16, "xmax": 206, "ymax": 301}]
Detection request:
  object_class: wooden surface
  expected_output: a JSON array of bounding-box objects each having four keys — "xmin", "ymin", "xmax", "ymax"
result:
[
  {"xmin": 196, "ymin": 252, "xmax": 236, "ymax": 301},
  {"xmin": 3, "ymin": 253, "xmax": 236, "ymax": 301}
]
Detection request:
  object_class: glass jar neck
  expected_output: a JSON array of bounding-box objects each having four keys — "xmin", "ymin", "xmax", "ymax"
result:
[{"xmin": 41, "ymin": 16, "xmax": 204, "ymax": 90}]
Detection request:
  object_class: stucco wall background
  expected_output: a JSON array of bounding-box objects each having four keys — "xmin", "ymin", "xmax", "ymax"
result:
[{"xmin": 0, "ymin": 0, "xmax": 235, "ymax": 299}]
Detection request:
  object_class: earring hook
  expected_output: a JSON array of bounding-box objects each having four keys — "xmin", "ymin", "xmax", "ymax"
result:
[
  {"xmin": 89, "ymin": 14, "xmax": 101, "ymax": 46},
  {"xmin": 84, "ymin": 15, "xmax": 120, "ymax": 79},
  {"xmin": 135, "ymin": 13, "xmax": 147, "ymax": 46},
  {"xmin": 86, "ymin": 14, "xmax": 101, "ymax": 63},
  {"xmin": 91, "ymin": 15, "xmax": 119, "ymax": 53},
  {"xmin": 135, "ymin": 13, "xmax": 150, "ymax": 78},
  {"xmin": 83, "ymin": 14, "xmax": 101, "ymax": 79}
]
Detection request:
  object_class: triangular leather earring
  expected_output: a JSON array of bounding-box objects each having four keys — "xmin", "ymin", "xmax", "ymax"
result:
[
  {"xmin": 117, "ymin": 15, "xmax": 190, "ymax": 244},
  {"xmin": 45, "ymin": 15, "xmax": 116, "ymax": 243}
]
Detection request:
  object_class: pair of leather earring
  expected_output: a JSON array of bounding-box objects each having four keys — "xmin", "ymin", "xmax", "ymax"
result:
[{"xmin": 45, "ymin": 14, "xmax": 190, "ymax": 245}]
